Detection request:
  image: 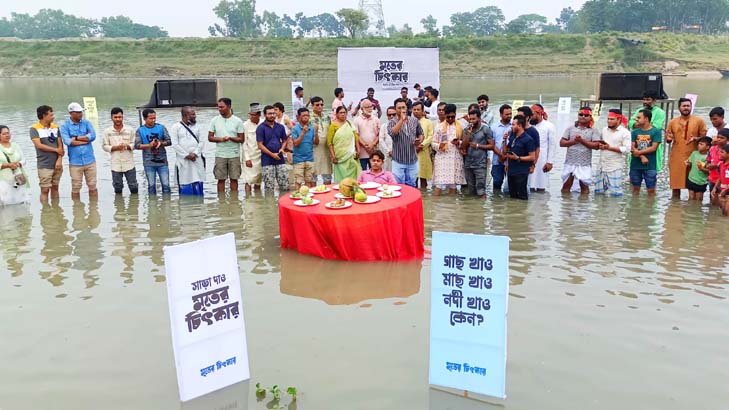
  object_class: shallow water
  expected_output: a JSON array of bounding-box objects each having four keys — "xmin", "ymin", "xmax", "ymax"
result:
[{"xmin": 1, "ymin": 78, "xmax": 728, "ymax": 410}]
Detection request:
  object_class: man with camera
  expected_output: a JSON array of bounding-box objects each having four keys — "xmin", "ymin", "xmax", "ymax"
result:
[{"xmin": 135, "ymin": 108, "xmax": 171, "ymax": 195}]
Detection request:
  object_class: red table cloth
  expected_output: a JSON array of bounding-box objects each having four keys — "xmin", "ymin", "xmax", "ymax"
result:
[{"xmin": 279, "ymin": 185, "xmax": 425, "ymax": 261}]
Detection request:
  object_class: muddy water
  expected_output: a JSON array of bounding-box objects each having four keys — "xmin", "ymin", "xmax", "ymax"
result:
[{"xmin": 0, "ymin": 78, "xmax": 727, "ymax": 410}]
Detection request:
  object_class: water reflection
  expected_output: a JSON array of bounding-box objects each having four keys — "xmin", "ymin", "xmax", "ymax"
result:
[
  {"xmin": 0, "ymin": 204, "xmax": 32, "ymax": 277},
  {"xmin": 71, "ymin": 200, "xmax": 102, "ymax": 288},
  {"xmin": 279, "ymin": 250, "xmax": 421, "ymax": 305},
  {"xmin": 39, "ymin": 202, "xmax": 71, "ymax": 286},
  {"xmin": 113, "ymin": 195, "xmax": 141, "ymax": 284}
]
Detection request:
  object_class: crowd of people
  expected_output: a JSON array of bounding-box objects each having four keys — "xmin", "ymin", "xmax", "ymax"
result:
[{"xmin": 1, "ymin": 86, "xmax": 729, "ymax": 215}]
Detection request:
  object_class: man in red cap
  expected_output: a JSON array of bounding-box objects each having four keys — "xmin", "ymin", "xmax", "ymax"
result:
[
  {"xmin": 560, "ymin": 107, "xmax": 601, "ymax": 194},
  {"xmin": 595, "ymin": 109, "xmax": 632, "ymax": 196}
]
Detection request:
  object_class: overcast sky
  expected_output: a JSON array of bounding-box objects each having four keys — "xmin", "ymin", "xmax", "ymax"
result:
[{"xmin": 0, "ymin": 0, "xmax": 587, "ymax": 37}]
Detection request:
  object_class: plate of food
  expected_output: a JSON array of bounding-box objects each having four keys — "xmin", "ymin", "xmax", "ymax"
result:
[
  {"xmin": 354, "ymin": 194, "xmax": 381, "ymax": 204},
  {"xmin": 325, "ymin": 198, "xmax": 352, "ymax": 209},
  {"xmin": 377, "ymin": 184, "xmax": 401, "ymax": 191},
  {"xmin": 376, "ymin": 190, "xmax": 402, "ymax": 198},
  {"xmin": 293, "ymin": 198, "xmax": 320, "ymax": 207},
  {"xmin": 311, "ymin": 184, "xmax": 331, "ymax": 194},
  {"xmin": 359, "ymin": 181, "xmax": 382, "ymax": 189},
  {"xmin": 334, "ymin": 193, "xmax": 349, "ymax": 199},
  {"xmin": 290, "ymin": 191, "xmax": 314, "ymax": 199}
]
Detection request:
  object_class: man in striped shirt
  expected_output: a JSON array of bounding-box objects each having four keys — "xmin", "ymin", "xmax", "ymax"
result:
[{"xmin": 387, "ymin": 98, "xmax": 424, "ymax": 187}]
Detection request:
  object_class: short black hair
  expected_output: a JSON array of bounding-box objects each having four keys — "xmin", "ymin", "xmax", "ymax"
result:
[
  {"xmin": 698, "ymin": 136, "xmax": 713, "ymax": 146},
  {"xmin": 678, "ymin": 97, "xmax": 692, "ymax": 106},
  {"xmin": 499, "ymin": 104, "xmax": 512, "ymax": 114},
  {"xmin": 370, "ymin": 150, "xmax": 385, "ymax": 161},
  {"xmin": 263, "ymin": 105, "xmax": 276, "ymax": 115},
  {"xmin": 386, "ymin": 106, "xmax": 396, "ymax": 112},
  {"xmin": 294, "ymin": 86, "xmax": 304, "ymax": 93},
  {"xmin": 468, "ymin": 108, "xmax": 481, "ymax": 117},
  {"xmin": 394, "ymin": 98, "xmax": 408, "ymax": 108},
  {"xmin": 444, "ymin": 104, "xmax": 457, "ymax": 115},
  {"xmin": 367, "ymin": 87, "xmax": 375, "ymax": 93},
  {"xmin": 517, "ymin": 106, "xmax": 533, "ymax": 117},
  {"xmin": 430, "ymin": 88, "xmax": 440, "ymax": 98},
  {"xmin": 142, "ymin": 108, "xmax": 156, "ymax": 119},
  {"xmin": 0, "ymin": 125, "xmax": 9, "ymax": 134},
  {"xmin": 414, "ymin": 83, "xmax": 421, "ymax": 88},
  {"xmin": 717, "ymin": 128, "xmax": 729, "ymax": 138},
  {"xmin": 513, "ymin": 114, "xmax": 527, "ymax": 128},
  {"xmin": 468, "ymin": 103, "xmax": 479, "ymax": 112},
  {"xmin": 297, "ymin": 107, "xmax": 309, "ymax": 116},
  {"xmin": 273, "ymin": 102, "xmax": 285, "ymax": 111},
  {"xmin": 639, "ymin": 108, "xmax": 653, "ymax": 121},
  {"xmin": 36, "ymin": 105, "xmax": 53, "ymax": 120},
  {"xmin": 310, "ymin": 96, "xmax": 323, "ymax": 105},
  {"xmin": 709, "ymin": 107, "xmax": 725, "ymax": 117},
  {"xmin": 608, "ymin": 108, "xmax": 623, "ymax": 116},
  {"xmin": 401, "ymin": 87, "xmax": 408, "ymax": 92},
  {"xmin": 334, "ymin": 87, "xmax": 343, "ymax": 97},
  {"xmin": 437, "ymin": 102, "xmax": 447, "ymax": 108},
  {"xmin": 412, "ymin": 101, "xmax": 424, "ymax": 110},
  {"xmin": 335, "ymin": 105, "xmax": 348, "ymax": 114},
  {"xmin": 218, "ymin": 97, "xmax": 232, "ymax": 107},
  {"xmin": 642, "ymin": 91, "xmax": 657, "ymax": 100},
  {"xmin": 477, "ymin": 94, "xmax": 489, "ymax": 102},
  {"xmin": 110, "ymin": 107, "xmax": 124, "ymax": 116},
  {"xmin": 722, "ymin": 143, "xmax": 729, "ymax": 153}
]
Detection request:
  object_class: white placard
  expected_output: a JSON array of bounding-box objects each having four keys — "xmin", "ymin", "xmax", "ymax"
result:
[
  {"xmin": 291, "ymin": 81, "xmax": 303, "ymax": 118},
  {"xmin": 337, "ymin": 47, "xmax": 440, "ymax": 110},
  {"xmin": 164, "ymin": 233, "xmax": 250, "ymax": 402},
  {"xmin": 557, "ymin": 97, "xmax": 572, "ymax": 114}
]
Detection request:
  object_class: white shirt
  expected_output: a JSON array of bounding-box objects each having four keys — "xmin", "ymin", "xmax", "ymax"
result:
[
  {"xmin": 707, "ymin": 122, "xmax": 728, "ymax": 138},
  {"xmin": 170, "ymin": 121, "xmax": 206, "ymax": 185},
  {"xmin": 534, "ymin": 120, "xmax": 557, "ymax": 164},
  {"xmin": 598, "ymin": 125, "xmax": 632, "ymax": 172},
  {"xmin": 241, "ymin": 120, "xmax": 261, "ymax": 163},
  {"xmin": 426, "ymin": 99, "xmax": 440, "ymax": 121}
]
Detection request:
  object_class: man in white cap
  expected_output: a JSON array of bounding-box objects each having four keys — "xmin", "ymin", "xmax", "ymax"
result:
[
  {"xmin": 241, "ymin": 102, "xmax": 262, "ymax": 192},
  {"xmin": 60, "ymin": 102, "xmax": 97, "ymax": 200}
]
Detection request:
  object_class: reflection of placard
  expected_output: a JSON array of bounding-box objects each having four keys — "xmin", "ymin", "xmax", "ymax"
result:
[
  {"xmin": 511, "ymin": 100, "xmax": 524, "ymax": 118},
  {"xmin": 83, "ymin": 97, "xmax": 99, "ymax": 133},
  {"xmin": 557, "ymin": 97, "xmax": 572, "ymax": 114},
  {"xmin": 291, "ymin": 81, "xmax": 303, "ymax": 118},
  {"xmin": 164, "ymin": 233, "xmax": 250, "ymax": 402},
  {"xmin": 592, "ymin": 103, "xmax": 602, "ymax": 123},
  {"xmin": 685, "ymin": 93, "xmax": 698, "ymax": 114},
  {"xmin": 429, "ymin": 232, "xmax": 509, "ymax": 399}
]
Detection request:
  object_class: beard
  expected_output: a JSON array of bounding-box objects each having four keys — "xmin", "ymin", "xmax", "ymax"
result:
[
  {"xmin": 529, "ymin": 118, "xmax": 538, "ymax": 125},
  {"xmin": 188, "ymin": 119, "xmax": 197, "ymax": 125}
]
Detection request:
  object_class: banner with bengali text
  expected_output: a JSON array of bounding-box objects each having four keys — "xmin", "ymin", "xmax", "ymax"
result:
[
  {"xmin": 164, "ymin": 233, "xmax": 250, "ymax": 402},
  {"xmin": 429, "ymin": 231, "xmax": 509, "ymax": 399},
  {"xmin": 337, "ymin": 47, "xmax": 440, "ymax": 111}
]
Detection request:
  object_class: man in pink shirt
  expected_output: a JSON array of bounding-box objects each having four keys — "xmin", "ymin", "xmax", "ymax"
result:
[
  {"xmin": 354, "ymin": 99, "xmax": 380, "ymax": 170},
  {"xmin": 332, "ymin": 87, "xmax": 352, "ymax": 115},
  {"xmin": 358, "ymin": 150, "xmax": 397, "ymax": 184}
]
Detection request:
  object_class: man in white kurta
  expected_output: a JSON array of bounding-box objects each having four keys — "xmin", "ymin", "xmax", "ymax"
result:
[
  {"xmin": 170, "ymin": 106, "xmax": 206, "ymax": 195},
  {"xmin": 241, "ymin": 103, "xmax": 262, "ymax": 191},
  {"xmin": 529, "ymin": 105, "xmax": 557, "ymax": 191},
  {"xmin": 594, "ymin": 109, "xmax": 632, "ymax": 196}
]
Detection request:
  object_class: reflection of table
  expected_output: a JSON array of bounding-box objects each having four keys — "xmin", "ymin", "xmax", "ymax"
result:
[
  {"xmin": 279, "ymin": 250, "xmax": 422, "ymax": 305},
  {"xmin": 278, "ymin": 185, "xmax": 424, "ymax": 261}
]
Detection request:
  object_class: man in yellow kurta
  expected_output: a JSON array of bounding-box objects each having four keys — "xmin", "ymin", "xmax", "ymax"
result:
[
  {"xmin": 413, "ymin": 101, "xmax": 433, "ymax": 188},
  {"xmin": 666, "ymin": 97, "xmax": 707, "ymax": 198}
]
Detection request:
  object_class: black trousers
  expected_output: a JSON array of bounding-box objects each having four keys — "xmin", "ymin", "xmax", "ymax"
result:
[{"xmin": 507, "ymin": 173, "xmax": 528, "ymax": 200}]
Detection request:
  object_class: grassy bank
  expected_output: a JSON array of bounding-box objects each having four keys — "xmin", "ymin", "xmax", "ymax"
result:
[{"xmin": 1, "ymin": 33, "xmax": 728, "ymax": 78}]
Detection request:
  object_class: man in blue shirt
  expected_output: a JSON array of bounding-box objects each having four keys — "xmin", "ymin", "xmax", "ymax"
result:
[
  {"xmin": 291, "ymin": 108, "xmax": 319, "ymax": 189},
  {"xmin": 60, "ymin": 102, "xmax": 97, "ymax": 200},
  {"xmin": 490, "ymin": 104, "xmax": 512, "ymax": 193},
  {"xmin": 257, "ymin": 105, "xmax": 289, "ymax": 193},
  {"xmin": 134, "ymin": 108, "xmax": 172, "ymax": 195}
]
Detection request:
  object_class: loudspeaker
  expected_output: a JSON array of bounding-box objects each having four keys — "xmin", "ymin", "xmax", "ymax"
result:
[
  {"xmin": 598, "ymin": 73, "xmax": 668, "ymax": 101},
  {"xmin": 142, "ymin": 79, "xmax": 219, "ymax": 108}
]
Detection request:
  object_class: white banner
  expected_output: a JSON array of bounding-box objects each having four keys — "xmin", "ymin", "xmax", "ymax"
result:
[
  {"xmin": 337, "ymin": 47, "xmax": 440, "ymax": 111},
  {"xmin": 291, "ymin": 81, "xmax": 303, "ymax": 118},
  {"xmin": 164, "ymin": 233, "xmax": 250, "ymax": 402}
]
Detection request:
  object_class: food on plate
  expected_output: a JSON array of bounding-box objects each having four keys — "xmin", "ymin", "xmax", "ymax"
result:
[
  {"xmin": 339, "ymin": 178, "xmax": 362, "ymax": 198},
  {"xmin": 328, "ymin": 198, "xmax": 347, "ymax": 208},
  {"xmin": 302, "ymin": 196, "xmax": 314, "ymax": 205},
  {"xmin": 354, "ymin": 191, "xmax": 368, "ymax": 202},
  {"xmin": 381, "ymin": 184, "xmax": 389, "ymax": 191},
  {"xmin": 290, "ymin": 191, "xmax": 303, "ymax": 198},
  {"xmin": 381, "ymin": 190, "xmax": 394, "ymax": 197},
  {"xmin": 299, "ymin": 185, "xmax": 310, "ymax": 196},
  {"xmin": 313, "ymin": 184, "xmax": 328, "ymax": 192}
]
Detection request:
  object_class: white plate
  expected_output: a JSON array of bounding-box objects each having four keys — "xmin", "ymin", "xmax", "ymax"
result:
[
  {"xmin": 293, "ymin": 199, "xmax": 320, "ymax": 207},
  {"xmin": 332, "ymin": 184, "xmax": 339, "ymax": 190},
  {"xmin": 359, "ymin": 182, "xmax": 382, "ymax": 189},
  {"xmin": 376, "ymin": 191, "xmax": 402, "ymax": 199},
  {"xmin": 290, "ymin": 192, "xmax": 314, "ymax": 199},
  {"xmin": 325, "ymin": 200, "xmax": 352, "ymax": 209},
  {"xmin": 354, "ymin": 195, "xmax": 382, "ymax": 204},
  {"xmin": 334, "ymin": 193, "xmax": 350, "ymax": 199},
  {"xmin": 311, "ymin": 187, "xmax": 331, "ymax": 194},
  {"xmin": 377, "ymin": 185, "xmax": 402, "ymax": 191}
]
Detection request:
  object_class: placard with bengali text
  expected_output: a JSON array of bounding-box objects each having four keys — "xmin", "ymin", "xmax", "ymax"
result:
[
  {"xmin": 429, "ymin": 231, "xmax": 509, "ymax": 399},
  {"xmin": 164, "ymin": 233, "xmax": 250, "ymax": 402}
]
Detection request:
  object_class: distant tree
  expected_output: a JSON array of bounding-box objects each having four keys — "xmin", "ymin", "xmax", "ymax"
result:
[
  {"xmin": 386, "ymin": 24, "xmax": 398, "ymax": 38},
  {"xmin": 421, "ymin": 14, "xmax": 440, "ymax": 37},
  {"xmin": 261, "ymin": 11, "xmax": 294, "ymax": 37},
  {"xmin": 0, "ymin": 18, "xmax": 13, "ymax": 37},
  {"xmin": 336, "ymin": 8, "xmax": 369, "ymax": 38},
  {"xmin": 10, "ymin": 9, "xmax": 98, "ymax": 39},
  {"xmin": 311, "ymin": 13, "xmax": 344, "ymax": 37},
  {"xmin": 444, "ymin": 6, "xmax": 505, "ymax": 37},
  {"xmin": 388, "ymin": 24, "xmax": 414, "ymax": 38},
  {"xmin": 556, "ymin": 7, "xmax": 578, "ymax": 32},
  {"xmin": 208, "ymin": 0, "xmax": 261, "ymax": 38},
  {"xmin": 505, "ymin": 14, "xmax": 548, "ymax": 34},
  {"xmin": 100, "ymin": 16, "xmax": 168, "ymax": 38}
]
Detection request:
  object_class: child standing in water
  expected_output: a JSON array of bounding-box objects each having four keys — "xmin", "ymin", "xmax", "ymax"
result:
[{"xmin": 684, "ymin": 137, "xmax": 712, "ymax": 201}]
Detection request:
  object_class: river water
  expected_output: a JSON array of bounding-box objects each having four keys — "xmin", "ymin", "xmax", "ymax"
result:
[{"xmin": 1, "ymin": 78, "xmax": 727, "ymax": 410}]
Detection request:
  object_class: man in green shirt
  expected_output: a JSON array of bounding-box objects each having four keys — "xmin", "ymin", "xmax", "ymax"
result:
[
  {"xmin": 628, "ymin": 92, "xmax": 666, "ymax": 171},
  {"xmin": 629, "ymin": 109, "xmax": 662, "ymax": 196},
  {"xmin": 208, "ymin": 97, "xmax": 245, "ymax": 193}
]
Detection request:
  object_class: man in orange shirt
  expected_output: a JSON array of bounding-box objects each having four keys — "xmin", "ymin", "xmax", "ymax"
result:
[{"xmin": 666, "ymin": 97, "xmax": 707, "ymax": 199}]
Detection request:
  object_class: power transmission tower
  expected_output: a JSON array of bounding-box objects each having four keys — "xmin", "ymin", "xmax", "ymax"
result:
[{"xmin": 358, "ymin": 0, "xmax": 387, "ymax": 37}]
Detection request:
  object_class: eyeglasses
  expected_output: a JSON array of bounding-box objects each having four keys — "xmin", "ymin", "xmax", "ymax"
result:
[
  {"xmin": 387, "ymin": 113, "xmax": 396, "ymax": 117},
  {"xmin": 314, "ymin": 103, "xmax": 324, "ymax": 106},
  {"xmin": 578, "ymin": 113, "xmax": 591, "ymax": 117},
  {"xmin": 445, "ymin": 115, "xmax": 456, "ymax": 119}
]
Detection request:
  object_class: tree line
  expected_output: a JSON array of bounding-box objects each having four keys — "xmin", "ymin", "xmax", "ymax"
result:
[{"xmin": 0, "ymin": 9, "xmax": 168, "ymax": 39}]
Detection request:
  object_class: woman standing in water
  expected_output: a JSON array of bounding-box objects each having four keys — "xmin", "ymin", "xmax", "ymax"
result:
[
  {"xmin": 327, "ymin": 105, "xmax": 362, "ymax": 183},
  {"xmin": 0, "ymin": 125, "xmax": 30, "ymax": 205}
]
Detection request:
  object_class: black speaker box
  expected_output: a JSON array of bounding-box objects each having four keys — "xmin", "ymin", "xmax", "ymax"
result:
[
  {"xmin": 142, "ymin": 79, "xmax": 219, "ymax": 108},
  {"xmin": 598, "ymin": 73, "xmax": 668, "ymax": 101}
]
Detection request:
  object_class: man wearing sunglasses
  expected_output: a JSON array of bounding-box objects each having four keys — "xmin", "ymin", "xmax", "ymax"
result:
[
  {"xmin": 560, "ymin": 107, "xmax": 601, "ymax": 194},
  {"xmin": 30, "ymin": 105, "xmax": 64, "ymax": 203}
]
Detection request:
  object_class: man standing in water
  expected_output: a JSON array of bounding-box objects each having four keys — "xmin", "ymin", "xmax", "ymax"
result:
[
  {"xmin": 595, "ymin": 109, "xmax": 631, "ymax": 197},
  {"xmin": 388, "ymin": 98, "xmax": 424, "ymax": 187},
  {"xmin": 208, "ymin": 97, "xmax": 245, "ymax": 193},
  {"xmin": 102, "ymin": 107, "xmax": 138, "ymax": 195},
  {"xmin": 666, "ymin": 97, "xmax": 707, "ymax": 199},
  {"xmin": 477, "ymin": 94, "xmax": 495, "ymax": 126},
  {"xmin": 560, "ymin": 107, "xmax": 600, "ymax": 194},
  {"xmin": 170, "ymin": 107, "xmax": 206, "ymax": 196},
  {"xmin": 241, "ymin": 103, "xmax": 263, "ymax": 192},
  {"xmin": 707, "ymin": 107, "xmax": 727, "ymax": 139},
  {"xmin": 629, "ymin": 92, "xmax": 666, "ymax": 171},
  {"xmin": 135, "ymin": 108, "xmax": 171, "ymax": 196},
  {"xmin": 413, "ymin": 102, "xmax": 433, "ymax": 189},
  {"xmin": 309, "ymin": 96, "xmax": 333, "ymax": 184},
  {"xmin": 30, "ymin": 105, "xmax": 64, "ymax": 202},
  {"xmin": 491, "ymin": 104, "xmax": 512, "ymax": 193},
  {"xmin": 630, "ymin": 109, "xmax": 662, "ymax": 196},
  {"xmin": 529, "ymin": 104, "xmax": 556, "ymax": 192},
  {"xmin": 257, "ymin": 105, "xmax": 289, "ymax": 193},
  {"xmin": 353, "ymin": 87, "xmax": 382, "ymax": 119},
  {"xmin": 354, "ymin": 99, "xmax": 380, "ymax": 171},
  {"xmin": 60, "ymin": 102, "xmax": 97, "ymax": 200}
]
